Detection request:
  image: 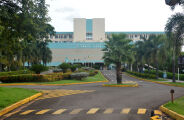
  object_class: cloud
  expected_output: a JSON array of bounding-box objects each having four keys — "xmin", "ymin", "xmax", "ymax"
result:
[
  {"xmin": 55, "ymin": 7, "xmax": 75, "ymax": 13},
  {"xmin": 64, "ymin": 13, "xmax": 80, "ymax": 22}
]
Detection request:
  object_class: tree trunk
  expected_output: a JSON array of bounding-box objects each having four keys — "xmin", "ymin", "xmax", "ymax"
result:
[
  {"xmin": 156, "ymin": 62, "xmax": 159, "ymax": 79},
  {"xmin": 148, "ymin": 63, "xmax": 150, "ymax": 73},
  {"xmin": 172, "ymin": 44, "xmax": 176, "ymax": 83},
  {"xmin": 116, "ymin": 62, "xmax": 122, "ymax": 84},
  {"xmin": 130, "ymin": 64, "xmax": 132, "ymax": 72},
  {"xmin": 172, "ymin": 53, "xmax": 176, "ymax": 82}
]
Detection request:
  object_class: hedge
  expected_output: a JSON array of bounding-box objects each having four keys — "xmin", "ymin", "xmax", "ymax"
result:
[
  {"xmin": 0, "ymin": 72, "xmax": 64, "ymax": 83},
  {"xmin": 70, "ymin": 72, "xmax": 89, "ymax": 80},
  {"xmin": 127, "ymin": 71, "xmax": 157, "ymax": 79},
  {"xmin": 0, "ymin": 70, "xmax": 34, "ymax": 77},
  {"xmin": 144, "ymin": 70, "xmax": 184, "ymax": 81}
]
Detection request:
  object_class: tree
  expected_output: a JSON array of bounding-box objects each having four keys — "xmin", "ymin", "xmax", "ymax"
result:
[
  {"xmin": 103, "ymin": 34, "xmax": 133, "ymax": 84},
  {"xmin": 165, "ymin": 13, "xmax": 184, "ymax": 82}
]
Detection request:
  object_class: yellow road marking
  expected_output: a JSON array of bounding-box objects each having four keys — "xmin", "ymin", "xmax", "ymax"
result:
[
  {"xmin": 87, "ymin": 108, "xmax": 99, "ymax": 114},
  {"xmin": 36, "ymin": 109, "xmax": 50, "ymax": 115},
  {"xmin": 52, "ymin": 109, "xmax": 67, "ymax": 114},
  {"xmin": 20, "ymin": 110, "xmax": 35, "ymax": 115},
  {"xmin": 154, "ymin": 110, "xmax": 162, "ymax": 115},
  {"xmin": 69, "ymin": 109, "xmax": 82, "ymax": 114},
  {"xmin": 103, "ymin": 108, "xmax": 114, "ymax": 114},
  {"xmin": 121, "ymin": 108, "xmax": 131, "ymax": 114},
  {"xmin": 137, "ymin": 108, "xmax": 147, "ymax": 114}
]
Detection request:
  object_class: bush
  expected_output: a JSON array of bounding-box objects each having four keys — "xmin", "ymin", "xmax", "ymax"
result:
[
  {"xmin": 63, "ymin": 72, "xmax": 72, "ymax": 79},
  {"xmin": 82, "ymin": 67, "xmax": 95, "ymax": 71},
  {"xmin": 30, "ymin": 64, "xmax": 48, "ymax": 74},
  {"xmin": 59, "ymin": 63, "xmax": 71, "ymax": 73},
  {"xmin": 127, "ymin": 71, "xmax": 157, "ymax": 79},
  {"xmin": 0, "ymin": 70, "xmax": 34, "ymax": 77},
  {"xmin": 70, "ymin": 72, "xmax": 89, "ymax": 80},
  {"xmin": 53, "ymin": 69, "xmax": 63, "ymax": 73},
  {"xmin": 0, "ymin": 72, "xmax": 64, "ymax": 83},
  {"xmin": 70, "ymin": 65, "xmax": 78, "ymax": 72}
]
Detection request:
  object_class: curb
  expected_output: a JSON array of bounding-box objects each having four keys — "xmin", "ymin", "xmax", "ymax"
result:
[
  {"xmin": 125, "ymin": 73, "xmax": 184, "ymax": 88},
  {"xmin": 102, "ymin": 84, "xmax": 138, "ymax": 87},
  {"xmin": 0, "ymin": 92, "xmax": 42, "ymax": 116},
  {"xmin": 160, "ymin": 105, "xmax": 184, "ymax": 120}
]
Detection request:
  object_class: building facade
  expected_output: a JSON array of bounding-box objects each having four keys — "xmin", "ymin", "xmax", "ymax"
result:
[{"xmin": 47, "ymin": 18, "xmax": 164, "ymax": 66}]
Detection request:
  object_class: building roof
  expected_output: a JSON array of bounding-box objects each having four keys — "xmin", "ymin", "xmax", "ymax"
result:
[{"xmin": 55, "ymin": 31, "xmax": 164, "ymax": 34}]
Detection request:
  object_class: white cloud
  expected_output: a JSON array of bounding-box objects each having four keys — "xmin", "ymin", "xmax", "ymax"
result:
[{"xmin": 46, "ymin": 0, "xmax": 183, "ymax": 32}]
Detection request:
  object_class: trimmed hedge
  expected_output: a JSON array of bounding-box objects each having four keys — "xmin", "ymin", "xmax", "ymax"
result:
[
  {"xmin": 0, "ymin": 72, "xmax": 64, "ymax": 83},
  {"xmin": 144, "ymin": 70, "xmax": 184, "ymax": 81},
  {"xmin": 127, "ymin": 71, "xmax": 157, "ymax": 79},
  {"xmin": 0, "ymin": 70, "xmax": 34, "ymax": 77},
  {"xmin": 70, "ymin": 72, "xmax": 89, "ymax": 80}
]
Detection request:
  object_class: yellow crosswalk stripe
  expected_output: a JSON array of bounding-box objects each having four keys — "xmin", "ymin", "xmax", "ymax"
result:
[
  {"xmin": 154, "ymin": 110, "xmax": 162, "ymax": 115},
  {"xmin": 121, "ymin": 108, "xmax": 131, "ymax": 114},
  {"xmin": 87, "ymin": 108, "xmax": 99, "ymax": 114},
  {"xmin": 69, "ymin": 109, "xmax": 82, "ymax": 114},
  {"xmin": 20, "ymin": 110, "xmax": 35, "ymax": 115},
  {"xmin": 36, "ymin": 109, "xmax": 50, "ymax": 115},
  {"xmin": 137, "ymin": 108, "xmax": 147, "ymax": 114},
  {"xmin": 103, "ymin": 108, "xmax": 114, "ymax": 114},
  {"xmin": 52, "ymin": 109, "xmax": 67, "ymax": 115}
]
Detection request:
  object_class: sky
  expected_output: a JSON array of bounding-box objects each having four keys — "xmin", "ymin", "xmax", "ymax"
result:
[{"xmin": 46, "ymin": 0, "xmax": 183, "ymax": 32}]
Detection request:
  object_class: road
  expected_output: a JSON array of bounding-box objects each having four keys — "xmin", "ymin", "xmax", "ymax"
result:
[{"xmin": 1, "ymin": 70, "xmax": 184, "ymax": 120}]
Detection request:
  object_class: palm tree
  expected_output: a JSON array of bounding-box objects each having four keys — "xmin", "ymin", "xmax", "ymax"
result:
[
  {"xmin": 103, "ymin": 33, "xmax": 133, "ymax": 84},
  {"xmin": 165, "ymin": 13, "xmax": 184, "ymax": 82}
]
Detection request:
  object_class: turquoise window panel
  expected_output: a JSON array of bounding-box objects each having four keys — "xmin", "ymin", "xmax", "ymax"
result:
[{"xmin": 86, "ymin": 19, "xmax": 93, "ymax": 33}]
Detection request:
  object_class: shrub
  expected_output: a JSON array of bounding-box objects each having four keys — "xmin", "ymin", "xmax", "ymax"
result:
[
  {"xmin": 70, "ymin": 72, "xmax": 89, "ymax": 80},
  {"xmin": 127, "ymin": 71, "xmax": 157, "ymax": 79},
  {"xmin": 0, "ymin": 72, "xmax": 64, "ymax": 83},
  {"xmin": 63, "ymin": 72, "xmax": 72, "ymax": 79},
  {"xmin": 59, "ymin": 63, "xmax": 71, "ymax": 73},
  {"xmin": 70, "ymin": 65, "xmax": 78, "ymax": 72},
  {"xmin": 82, "ymin": 67, "xmax": 95, "ymax": 71},
  {"xmin": 53, "ymin": 69, "xmax": 63, "ymax": 73},
  {"xmin": 30, "ymin": 64, "xmax": 48, "ymax": 74},
  {"xmin": 0, "ymin": 70, "xmax": 34, "ymax": 77}
]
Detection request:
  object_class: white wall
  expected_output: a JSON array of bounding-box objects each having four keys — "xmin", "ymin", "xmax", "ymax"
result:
[
  {"xmin": 93, "ymin": 18, "xmax": 106, "ymax": 42},
  {"xmin": 73, "ymin": 18, "xmax": 86, "ymax": 42}
]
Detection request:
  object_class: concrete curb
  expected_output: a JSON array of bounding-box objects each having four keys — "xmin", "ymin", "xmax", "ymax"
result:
[
  {"xmin": 102, "ymin": 84, "xmax": 138, "ymax": 87},
  {"xmin": 0, "ymin": 92, "xmax": 42, "ymax": 116},
  {"xmin": 125, "ymin": 73, "xmax": 184, "ymax": 88},
  {"xmin": 160, "ymin": 105, "xmax": 184, "ymax": 120}
]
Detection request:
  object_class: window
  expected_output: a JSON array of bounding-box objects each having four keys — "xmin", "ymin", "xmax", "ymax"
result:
[{"xmin": 86, "ymin": 33, "xmax": 92, "ymax": 40}]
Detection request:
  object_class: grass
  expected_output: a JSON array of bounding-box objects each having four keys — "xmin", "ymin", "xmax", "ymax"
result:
[
  {"xmin": 0, "ymin": 72, "xmax": 107, "ymax": 84},
  {"xmin": 0, "ymin": 87, "xmax": 38, "ymax": 110},
  {"xmin": 164, "ymin": 96, "xmax": 184, "ymax": 115},
  {"xmin": 166, "ymin": 82, "xmax": 184, "ymax": 87}
]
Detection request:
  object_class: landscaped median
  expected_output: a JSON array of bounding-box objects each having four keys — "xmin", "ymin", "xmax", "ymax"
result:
[
  {"xmin": 0, "ymin": 71, "xmax": 108, "ymax": 86},
  {"xmin": 0, "ymin": 87, "xmax": 42, "ymax": 116},
  {"xmin": 159, "ymin": 96, "xmax": 184, "ymax": 120},
  {"xmin": 125, "ymin": 72, "xmax": 184, "ymax": 88}
]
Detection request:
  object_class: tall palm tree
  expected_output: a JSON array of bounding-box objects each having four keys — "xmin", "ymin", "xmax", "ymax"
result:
[
  {"xmin": 103, "ymin": 33, "xmax": 133, "ymax": 84},
  {"xmin": 165, "ymin": 13, "xmax": 184, "ymax": 82}
]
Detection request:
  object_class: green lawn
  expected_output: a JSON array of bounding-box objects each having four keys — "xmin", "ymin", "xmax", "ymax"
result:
[
  {"xmin": 166, "ymin": 82, "xmax": 184, "ymax": 87},
  {"xmin": 0, "ymin": 87, "xmax": 38, "ymax": 110},
  {"xmin": 164, "ymin": 96, "xmax": 184, "ymax": 115},
  {"xmin": 0, "ymin": 72, "xmax": 107, "ymax": 84}
]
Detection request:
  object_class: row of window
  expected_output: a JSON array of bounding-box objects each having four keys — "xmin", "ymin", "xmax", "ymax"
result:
[{"xmin": 50, "ymin": 34, "xmax": 73, "ymax": 39}]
